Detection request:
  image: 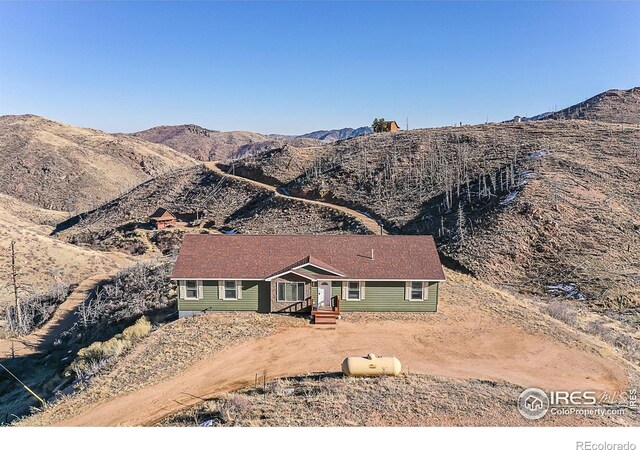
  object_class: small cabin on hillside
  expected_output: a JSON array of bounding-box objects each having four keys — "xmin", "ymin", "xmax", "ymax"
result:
[
  {"xmin": 171, "ymin": 234, "xmax": 445, "ymax": 324},
  {"xmin": 384, "ymin": 120, "xmax": 401, "ymax": 132},
  {"xmin": 150, "ymin": 208, "xmax": 177, "ymax": 229}
]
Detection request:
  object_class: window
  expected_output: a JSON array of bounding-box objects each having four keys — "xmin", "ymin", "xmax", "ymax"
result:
[
  {"xmin": 185, "ymin": 280, "xmax": 199, "ymax": 299},
  {"xmin": 411, "ymin": 281, "xmax": 424, "ymax": 301},
  {"xmin": 348, "ymin": 281, "xmax": 360, "ymax": 300},
  {"xmin": 224, "ymin": 280, "xmax": 238, "ymax": 300},
  {"xmin": 277, "ymin": 282, "xmax": 305, "ymax": 302}
]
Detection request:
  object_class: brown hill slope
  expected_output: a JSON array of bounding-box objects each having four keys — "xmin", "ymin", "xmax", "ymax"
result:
[
  {"xmin": 129, "ymin": 124, "xmax": 321, "ymax": 161},
  {"xmin": 229, "ymin": 120, "xmax": 640, "ymax": 308},
  {"xmin": 0, "ymin": 194, "xmax": 131, "ymax": 304},
  {"xmin": 0, "ymin": 115, "xmax": 196, "ymax": 212},
  {"xmin": 534, "ymin": 87, "xmax": 640, "ymax": 124},
  {"xmin": 55, "ymin": 165, "xmax": 370, "ymax": 255}
]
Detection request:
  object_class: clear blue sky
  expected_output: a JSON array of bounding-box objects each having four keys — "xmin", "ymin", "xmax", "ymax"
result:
[{"xmin": 0, "ymin": 1, "xmax": 638, "ymax": 134}]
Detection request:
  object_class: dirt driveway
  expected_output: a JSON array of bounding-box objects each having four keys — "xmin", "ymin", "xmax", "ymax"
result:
[{"xmin": 55, "ymin": 311, "xmax": 629, "ymax": 426}]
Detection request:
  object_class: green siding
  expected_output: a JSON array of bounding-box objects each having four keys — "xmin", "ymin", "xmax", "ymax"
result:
[
  {"xmin": 178, "ymin": 279, "xmax": 439, "ymax": 313},
  {"xmin": 311, "ymin": 284, "xmax": 317, "ymax": 304},
  {"xmin": 297, "ymin": 266, "xmax": 338, "ymax": 276},
  {"xmin": 338, "ymin": 281, "xmax": 438, "ymax": 312},
  {"xmin": 332, "ymin": 282, "xmax": 342, "ymax": 298},
  {"xmin": 178, "ymin": 280, "xmax": 266, "ymax": 312}
]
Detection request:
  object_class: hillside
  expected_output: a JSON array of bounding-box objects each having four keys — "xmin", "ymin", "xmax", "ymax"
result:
[
  {"xmin": 0, "ymin": 194, "xmax": 131, "ymax": 304},
  {"xmin": 129, "ymin": 124, "xmax": 321, "ymax": 161},
  {"xmin": 228, "ymin": 120, "xmax": 640, "ymax": 310},
  {"xmin": 17, "ymin": 268, "xmax": 638, "ymax": 426},
  {"xmin": 54, "ymin": 165, "xmax": 370, "ymax": 255},
  {"xmin": 297, "ymin": 126, "xmax": 372, "ymax": 142},
  {"xmin": 162, "ymin": 374, "xmax": 617, "ymax": 427},
  {"xmin": 529, "ymin": 87, "xmax": 640, "ymax": 124},
  {"xmin": 0, "ymin": 115, "xmax": 196, "ymax": 212}
]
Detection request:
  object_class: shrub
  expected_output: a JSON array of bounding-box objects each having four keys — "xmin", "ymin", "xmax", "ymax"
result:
[
  {"xmin": 545, "ymin": 300, "xmax": 577, "ymax": 325},
  {"xmin": 217, "ymin": 394, "xmax": 252, "ymax": 423},
  {"xmin": 122, "ymin": 316, "xmax": 152, "ymax": 340},
  {"xmin": 4, "ymin": 283, "xmax": 71, "ymax": 335},
  {"xmin": 76, "ymin": 259, "xmax": 175, "ymax": 328},
  {"xmin": 69, "ymin": 316, "xmax": 151, "ymax": 381}
]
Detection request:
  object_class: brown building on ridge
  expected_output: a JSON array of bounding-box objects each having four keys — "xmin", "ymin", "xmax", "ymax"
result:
[
  {"xmin": 384, "ymin": 120, "xmax": 401, "ymax": 132},
  {"xmin": 150, "ymin": 208, "xmax": 177, "ymax": 229}
]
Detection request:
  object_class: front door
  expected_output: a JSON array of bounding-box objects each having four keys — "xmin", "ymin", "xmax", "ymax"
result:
[{"xmin": 318, "ymin": 282, "xmax": 331, "ymax": 308}]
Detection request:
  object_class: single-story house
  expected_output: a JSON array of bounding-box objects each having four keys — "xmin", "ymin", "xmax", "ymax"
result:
[{"xmin": 171, "ymin": 235, "xmax": 445, "ymax": 321}]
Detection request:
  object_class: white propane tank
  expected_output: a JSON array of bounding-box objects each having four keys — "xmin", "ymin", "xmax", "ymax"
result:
[{"xmin": 341, "ymin": 353, "xmax": 402, "ymax": 377}]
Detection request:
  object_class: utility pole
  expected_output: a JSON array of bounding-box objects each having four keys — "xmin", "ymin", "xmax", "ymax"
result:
[
  {"xmin": 0, "ymin": 362, "xmax": 46, "ymax": 407},
  {"xmin": 10, "ymin": 241, "xmax": 21, "ymax": 330},
  {"xmin": 406, "ymin": 117, "xmax": 408, "ymax": 131}
]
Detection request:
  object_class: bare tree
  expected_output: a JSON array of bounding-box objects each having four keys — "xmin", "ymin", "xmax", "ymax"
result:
[
  {"xmin": 9, "ymin": 242, "xmax": 22, "ymax": 331},
  {"xmin": 456, "ymin": 203, "xmax": 467, "ymax": 243}
]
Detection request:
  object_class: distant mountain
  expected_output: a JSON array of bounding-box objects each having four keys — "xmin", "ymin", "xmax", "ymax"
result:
[
  {"xmin": 517, "ymin": 87, "xmax": 640, "ymax": 124},
  {"xmin": 129, "ymin": 125, "xmax": 269, "ymax": 161},
  {"xmin": 129, "ymin": 125, "xmax": 322, "ymax": 161},
  {"xmin": 296, "ymin": 126, "xmax": 373, "ymax": 142},
  {"xmin": 0, "ymin": 115, "xmax": 195, "ymax": 212}
]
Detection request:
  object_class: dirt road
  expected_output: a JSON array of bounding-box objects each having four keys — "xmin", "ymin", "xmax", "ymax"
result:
[
  {"xmin": 0, "ymin": 271, "xmax": 119, "ymax": 358},
  {"xmin": 205, "ymin": 161, "xmax": 386, "ymax": 235},
  {"xmin": 53, "ymin": 269, "xmax": 630, "ymax": 426}
]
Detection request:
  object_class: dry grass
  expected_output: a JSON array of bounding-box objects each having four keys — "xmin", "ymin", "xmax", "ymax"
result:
[
  {"xmin": 540, "ymin": 87, "xmax": 640, "ymax": 124},
  {"xmin": 160, "ymin": 373, "xmax": 634, "ymax": 427},
  {"xmin": 69, "ymin": 316, "xmax": 152, "ymax": 380},
  {"xmin": 232, "ymin": 120, "xmax": 640, "ymax": 313},
  {"xmin": 129, "ymin": 124, "xmax": 322, "ymax": 161},
  {"xmin": 0, "ymin": 115, "xmax": 196, "ymax": 212},
  {"xmin": 0, "ymin": 198, "xmax": 133, "ymax": 306},
  {"xmin": 17, "ymin": 313, "xmax": 306, "ymax": 426}
]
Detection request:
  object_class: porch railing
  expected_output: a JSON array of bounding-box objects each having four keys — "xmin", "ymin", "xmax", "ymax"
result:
[
  {"xmin": 312, "ymin": 295, "xmax": 340, "ymax": 315},
  {"xmin": 275, "ymin": 296, "xmax": 314, "ymax": 314}
]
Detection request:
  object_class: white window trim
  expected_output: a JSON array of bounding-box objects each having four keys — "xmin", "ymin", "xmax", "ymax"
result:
[
  {"xmin": 182, "ymin": 280, "xmax": 202, "ymax": 300},
  {"xmin": 222, "ymin": 280, "xmax": 241, "ymax": 301},
  {"xmin": 276, "ymin": 281, "xmax": 305, "ymax": 303},
  {"xmin": 409, "ymin": 281, "xmax": 425, "ymax": 302},
  {"xmin": 344, "ymin": 281, "xmax": 364, "ymax": 301}
]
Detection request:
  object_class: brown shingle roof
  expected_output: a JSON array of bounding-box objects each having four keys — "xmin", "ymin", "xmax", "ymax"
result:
[
  {"xmin": 172, "ymin": 235, "xmax": 445, "ymax": 281},
  {"xmin": 150, "ymin": 207, "xmax": 176, "ymax": 220}
]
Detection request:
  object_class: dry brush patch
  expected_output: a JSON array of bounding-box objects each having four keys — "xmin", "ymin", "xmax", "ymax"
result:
[
  {"xmin": 160, "ymin": 373, "xmax": 629, "ymax": 427},
  {"xmin": 232, "ymin": 121, "xmax": 640, "ymax": 322},
  {"xmin": 57, "ymin": 165, "xmax": 369, "ymax": 256},
  {"xmin": 17, "ymin": 313, "xmax": 307, "ymax": 426},
  {"xmin": 0, "ymin": 114, "xmax": 195, "ymax": 212}
]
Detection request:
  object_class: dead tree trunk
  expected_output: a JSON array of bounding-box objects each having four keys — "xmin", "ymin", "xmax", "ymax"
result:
[{"xmin": 10, "ymin": 241, "xmax": 21, "ymax": 330}]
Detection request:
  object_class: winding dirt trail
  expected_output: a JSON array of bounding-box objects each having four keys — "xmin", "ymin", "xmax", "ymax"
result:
[
  {"xmin": 205, "ymin": 161, "xmax": 387, "ymax": 235},
  {"xmin": 0, "ymin": 270, "xmax": 120, "ymax": 358}
]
